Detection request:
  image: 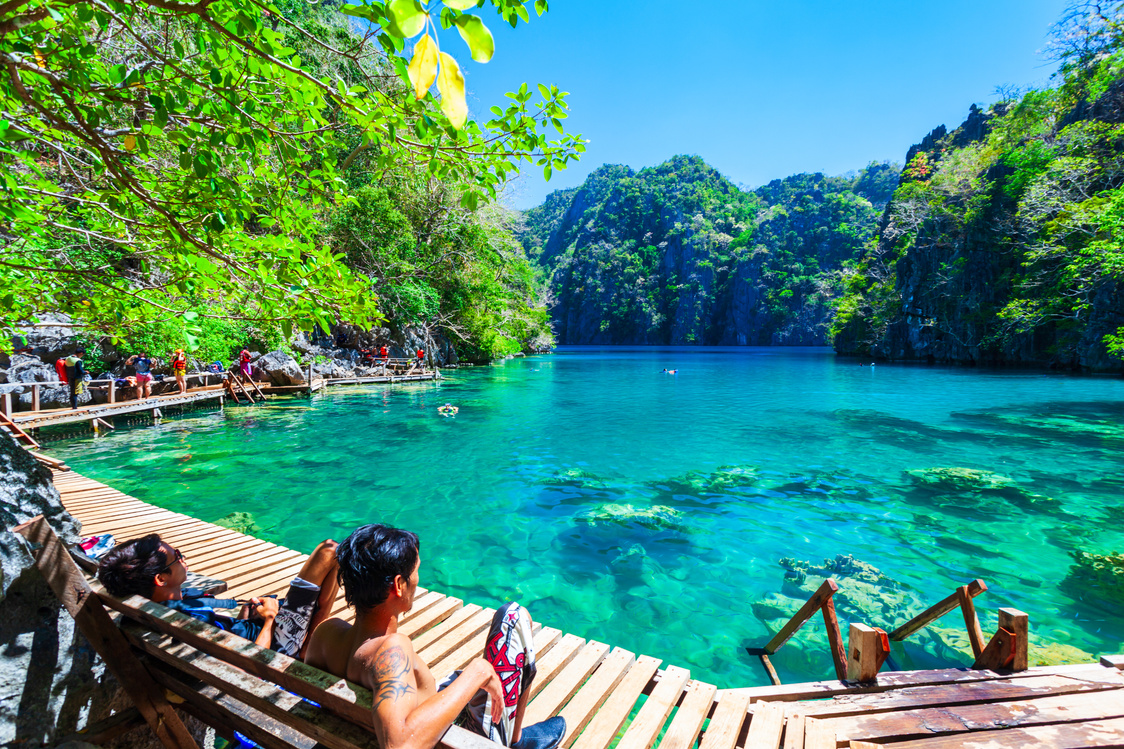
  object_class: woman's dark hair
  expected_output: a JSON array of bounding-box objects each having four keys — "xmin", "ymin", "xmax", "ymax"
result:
[
  {"xmin": 97, "ymin": 534, "xmax": 168, "ymax": 598},
  {"xmin": 336, "ymin": 524, "xmax": 420, "ymax": 611}
]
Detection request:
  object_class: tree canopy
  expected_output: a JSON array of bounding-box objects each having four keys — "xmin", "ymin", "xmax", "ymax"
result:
[{"xmin": 0, "ymin": 0, "xmax": 583, "ymax": 350}]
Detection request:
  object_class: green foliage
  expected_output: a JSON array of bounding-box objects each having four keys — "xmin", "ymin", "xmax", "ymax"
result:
[{"xmin": 1, "ymin": 0, "xmax": 582, "ymax": 350}]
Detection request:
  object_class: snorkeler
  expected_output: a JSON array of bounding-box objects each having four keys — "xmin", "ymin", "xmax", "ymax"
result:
[{"xmin": 438, "ymin": 402, "xmax": 459, "ymax": 415}]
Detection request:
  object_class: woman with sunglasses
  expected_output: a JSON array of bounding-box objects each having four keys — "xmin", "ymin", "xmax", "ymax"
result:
[{"xmin": 98, "ymin": 533, "xmax": 339, "ymax": 660}]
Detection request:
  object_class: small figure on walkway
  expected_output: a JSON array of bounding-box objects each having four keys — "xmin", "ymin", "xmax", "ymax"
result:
[
  {"xmin": 170, "ymin": 349, "xmax": 188, "ymax": 394},
  {"xmin": 416, "ymin": 347, "xmax": 425, "ymax": 369},
  {"xmin": 64, "ymin": 349, "xmax": 86, "ymax": 409},
  {"xmin": 126, "ymin": 352, "xmax": 154, "ymax": 400},
  {"xmin": 380, "ymin": 345, "xmax": 389, "ymax": 366},
  {"xmin": 98, "ymin": 536, "xmax": 340, "ymax": 660},
  {"xmin": 239, "ymin": 349, "xmax": 253, "ymax": 383}
]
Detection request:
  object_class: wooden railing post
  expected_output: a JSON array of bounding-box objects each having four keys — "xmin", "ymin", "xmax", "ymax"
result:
[
  {"xmin": 846, "ymin": 623, "xmax": 890, "ymax": 683},
  {"xmin": 974, "ymin": 608, "xmax": 1029, "ymax": 671},
  {"xmin": 957, "ymin": 584, "xmax": 986, "ymax": 660},
  {"xmin": 1, "ymin": 392, "xmax": 11, "ymax": 417},
  {"xmin": 31, "ymin": 383, "xmax": 40, "ymax": 411},
  {"xmin": 108, "ymin": 379, "xmax": 116, "ymax": 404}
]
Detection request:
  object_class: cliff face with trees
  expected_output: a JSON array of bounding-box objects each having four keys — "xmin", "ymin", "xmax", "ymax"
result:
[
  {"xmin": 832, "ymin": 5, "xmax": 1124, "ymax": 371},
  {"xmin": 523, "ymin": 156, "xmax": 898, "ymax": 345}
]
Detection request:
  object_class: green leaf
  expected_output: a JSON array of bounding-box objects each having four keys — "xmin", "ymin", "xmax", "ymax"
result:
[
  {"xmin": 182, "ymin": 310, "xmax": 199, "ymax": 322},
  {"xmin": 340, "ymin": 3, "xmax": 377, "ymax": 20},
  {"xmin": 454, "ymin": 15, "xmax": 493, "ymax": 63},
  {"xmin": 386, "ymin": 0, "xmax": 427, "ymax": 38},
  {"xmin": 534, "ymin": 0, "xmax": 547, "ymax": 15},
  {"xmin": 442, "ymin": 0, "xmax": 478, "ymax": 9}
]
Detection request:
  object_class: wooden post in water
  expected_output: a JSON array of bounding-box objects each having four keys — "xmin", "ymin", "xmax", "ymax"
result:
[
  {"xmin": 307, "ymin": 363, "xmax": 313, "ymax": 395},
  {"xmin": 31, "ymin": 384, "xmax": 40, "ymax": 412}
]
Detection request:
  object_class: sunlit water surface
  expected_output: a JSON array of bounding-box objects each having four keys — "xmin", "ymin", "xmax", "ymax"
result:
[{"xmin": 48, "ymin": 347, "xmax": 1124, "ymax": 686}]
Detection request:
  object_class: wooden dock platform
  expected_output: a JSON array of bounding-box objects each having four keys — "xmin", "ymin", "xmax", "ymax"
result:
[
  {"xmin": 53, "ymin": 469, "xmax": 1124, "ymax": 748},
  {"xmin": 12, "ymin": 389, "xmax": 226, "ymax": 430}
]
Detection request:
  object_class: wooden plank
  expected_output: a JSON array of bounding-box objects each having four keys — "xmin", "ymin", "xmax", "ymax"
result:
[
  {"xmin": 744, "ymin": 701, "xmax": 785, "ymax": 749},
  {"xmin": 570, "ymin": 655, "xmax": 662, "ymax": 749},
  {"xmin": 698, "ymin": 689, "xmax": 751, "ymax": 749},
  {"xmin": 788, "ymin": 673, "xmax": 1124, "ymax": 718},
  {"xmin": 972, "ymin": 626, "xmax": 1015, "ymax": 671},
  {"xmin": 890, "ymin": 580, "xmax": 987, "ymax": 641},
  {"xmin": 529, "ymin": 634, "xmax": 587, "ymax": 701},
  {"xmin": 615, "ymin": 665, "xmax": 690, "ymax": 749},
  {"xmin": 401, "ymin": 596, "xmax": 463, "ymax": 639},
  {"xmin": 413, "ymin": 604, "xmax": 484, "ymax": 652},
  {"xmin": 428, "ymin": 629, "xmax": 490, "ymax": 678},
  {"xmin": 999, "ymin": 608, "xmax": 1028, "ymax": 672},
  {"xmin": 857, "ymin": 716, "xmax": 1124, "ymax": 748},
  {"xmin": 657, "ymin": 680, "xmax": 718, "ymax": 749},
  {"xmin": 1103, "ymin": 655, "xmax": 1124, "ymax": 670},
  {"xmin": 147, "ymin": 662, "xmax": 318, "ymax": 749},
  {"xmin": 533, "ymin": 626, "xmax": 564, "ymax": 661},
  {"xmin": 815, "ymin": 689, "xmax": 1124, "ymax": 743},
  {"xmin": 782, "ymin": 714, "xmax": 804, "ymax": 749},
  {"xmin": 124, "ymin": 622, "xmax": 378, "ymax": 749},
  {"xmin": 557, "ymin": 648, "xmax": 636, "ymax": 748},
  {"xmin": 802, "ymin": 719, "xmax": 835, "ymax": 749},
  {"xmin": 765, "ymin": 580, "xmax": 838, "ymax": 654},
  {"xmin": 416, "ymin": 607, "xmax": 494, "ymax": 665},
  {"xmin": 13, "ymin": 516, "xmax": 201, "ymax": 749},
  {"xmin": 524, "ymin": 640, "xmax": 611, "ymax": 725},
  {"xmin": 398, "ymin": 590, "xmax": 444, "ymax": 624},
  {"xmin": 55, "ymin": 708, "xmax": 144, "ymax": 746}
]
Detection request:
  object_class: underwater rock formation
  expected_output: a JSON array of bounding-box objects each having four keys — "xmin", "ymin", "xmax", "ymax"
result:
[
  {"xmin": 576, "ymin": 503, "xmax": 686, "ymax": 532},
  {"xmin": 1063, "ymin": 549, "xmax": 1124, "ymax": 615},
  {"xmin": 214, "ymin": 511, "xmax": 262, "ymax": 536}
]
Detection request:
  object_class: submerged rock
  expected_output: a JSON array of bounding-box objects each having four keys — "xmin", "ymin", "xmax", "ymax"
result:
[
  {"xmin": 577, "ymin": 503, "xmax": 686, "ymax": 532},
  {"xmin": 214, "ymin": 511, "xmax": 262, "ymax": 536},
  {"xmin": 906, "ymin": 467, "xmax": 1018, "ymax": 492},
  {"xmin": 660, "ymin": 464, "xmax": 760, "ymax": 494},
  {"xmin": 1062, "ymin": 549, "xmax": 1124, "ymax": 615},
  {"xmin": 544, "ymin": 467, "xmax": 612, "ymax": 490}
]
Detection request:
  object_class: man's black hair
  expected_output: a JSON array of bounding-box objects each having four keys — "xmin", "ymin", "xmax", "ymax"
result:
[
  {"xmin": 97, "ymin": 534, "xmax": 168, "ymax": 598},
  {"xmin": 336, "ymin": 524, "xmax": 420, "ymax": 611},
  {"xmin": 76, "ymin": 348, "xmax": 86, "ymax": 355}
]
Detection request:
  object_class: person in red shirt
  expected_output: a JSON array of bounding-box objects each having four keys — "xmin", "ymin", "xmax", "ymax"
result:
[
  {"xmin": 379, "ymin": 345, "xmax": 388, "ymax": 363},
  {"xmin": 239, "ymin": 349, "xmax": 253, "ymax": 382},
  {"xmin": 416, "ymin": 348, "xmax": 425, "ymax": 369}
]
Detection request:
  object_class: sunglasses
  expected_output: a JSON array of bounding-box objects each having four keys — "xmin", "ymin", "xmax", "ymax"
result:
[{"xmin": 158, "ymin": 546, "xmax": 184, "ymax": 573}]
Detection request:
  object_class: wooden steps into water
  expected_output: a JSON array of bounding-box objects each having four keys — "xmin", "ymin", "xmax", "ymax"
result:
[{"xmin": 53, "ymin": 469, "xmax": 1124, "ymax": 748}]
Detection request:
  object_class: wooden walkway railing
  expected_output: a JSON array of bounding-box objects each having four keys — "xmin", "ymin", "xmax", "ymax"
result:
[{"xmin": 48, "ymin": 469, "xmax": 1124, "ymax": 748}]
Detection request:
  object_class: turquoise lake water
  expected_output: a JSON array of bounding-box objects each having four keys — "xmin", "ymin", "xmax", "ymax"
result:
[{"xmin": 47, "ymin": 347, "xmax": 1124, "ymax": 687}]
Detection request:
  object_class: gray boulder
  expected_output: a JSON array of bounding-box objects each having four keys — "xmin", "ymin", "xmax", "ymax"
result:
[
  {"xmin": 252, "ymin": 350, "xmax": 306, "ymax": 385},
  {"xmin": 4, "ymin": 355, "xmax": 85, "ymax": 410}
]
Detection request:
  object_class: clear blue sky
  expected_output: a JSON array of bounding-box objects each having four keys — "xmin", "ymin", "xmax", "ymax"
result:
[{"xmin": 439, "ymin": 0, "xmax": 1069, "ymax": 208}]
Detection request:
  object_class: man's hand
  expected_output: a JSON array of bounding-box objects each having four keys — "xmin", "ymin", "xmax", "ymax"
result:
[
  {"xmin": 249, "ymin": 597, "xmax": 279, "ymax": 621},
  {"xmin": 475, "ymin": 657, "xmax": 505, "ymax": 724}
]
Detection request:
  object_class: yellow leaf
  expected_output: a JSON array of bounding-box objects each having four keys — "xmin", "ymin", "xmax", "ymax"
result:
[
  {"xmin": 407, "ymin": 34, "xmax": 439, "ymax": 100},
  {"xmin": 123, "ymin": 134, "xmax": 137, "ymax": 151},
  {"xmin": 436, "ymin": 52, "xmax": 467, "ymax": 129},
  {"xmin": 34, "ymin": 49, "xmax": 46, "ymax": 68}
]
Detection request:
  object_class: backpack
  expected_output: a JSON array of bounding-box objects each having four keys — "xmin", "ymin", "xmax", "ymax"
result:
[{"xmin": 55, "ymin": 358, "xmax": 68, "ymax": 384}]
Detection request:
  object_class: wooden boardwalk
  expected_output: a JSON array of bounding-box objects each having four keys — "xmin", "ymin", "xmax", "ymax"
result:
[{"xmin": 53, "ymin": 469, "xmax": 1124, "ymax": 748}]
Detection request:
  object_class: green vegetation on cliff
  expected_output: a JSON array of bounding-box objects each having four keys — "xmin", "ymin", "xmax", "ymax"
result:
[
  {"xmin": 833, "ymin": 5, "xmax": 1124, "ymax": 370},
  {"xmin": 523, "ymin": 156, "xmax": 899, "ymax": 345}
]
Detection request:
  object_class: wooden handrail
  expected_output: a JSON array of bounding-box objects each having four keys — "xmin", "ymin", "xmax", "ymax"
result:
[
  {"xmin": 889, "ymin": 579, "xmax": 987, "ymax": 641},
  {"xmin": 749, "ymin": 579, "xmax": 848, "ymax": 685}
]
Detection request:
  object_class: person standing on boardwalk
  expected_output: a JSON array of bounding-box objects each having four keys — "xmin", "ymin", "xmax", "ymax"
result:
[
  {"xmin": 416, "ymin": 347, "xmax": 425, "ymax": 370},
  {"xmin": 380, "ymin": 344, "xmax": 389, "ymax": 368},
  {"xmin": 126, "ymin": 353, "xmax": 154, "ymax": 400},
  {"xmin": 170, "ymin": 349, "xmax": 188, "ymax": 394},
  {"xmin": 239, "ymin": 348, "xmax": 253, "ymax": 383},
  {"xmin": 306, "ymin": 524, "xmax": 565, "ymax": 749},
  {"xmin": 64, "ymin": 349, "xmax": 85, "ymax": 409}
]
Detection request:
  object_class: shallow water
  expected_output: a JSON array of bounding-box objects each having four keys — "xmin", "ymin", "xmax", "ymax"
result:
[{"xmin": 48, "ymin": 347, "xmax": 1124, "ymax": 686}]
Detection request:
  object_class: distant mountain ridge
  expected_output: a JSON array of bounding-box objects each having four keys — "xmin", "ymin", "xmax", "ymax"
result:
[{"xmin": 521, "ymin": 155, "xmax": 899, "ymax": 345}]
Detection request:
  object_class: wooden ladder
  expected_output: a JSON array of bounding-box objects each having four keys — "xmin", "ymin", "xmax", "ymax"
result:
[{"xmin": 0, "ymin": 411, "xmax": 40, "ymax": 450}]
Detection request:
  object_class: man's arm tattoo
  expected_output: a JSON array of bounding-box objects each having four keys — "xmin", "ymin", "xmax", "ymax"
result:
[{"xmin": 373, "ymin": 645, "xmax": 416, "ymax": 711}]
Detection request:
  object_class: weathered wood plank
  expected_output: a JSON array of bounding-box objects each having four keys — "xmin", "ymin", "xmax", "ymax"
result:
[
  {"xmin": 765, "ymin": 580, "xmax": 838, "ymax": 655},
  {"xmin": 529, "ymin": 634, "xmax": 587, "ymax": 701},
  {"xmin": 524, "ymin": 640, "xmax": 611, "ymax": 725},
  {"xmin": 802, "ymin": 718, "xmax": 835, "ymax": 749},
  {"xmin": 557, "ymin": 648, "xmax": 635, "ymax": 748},
  {"xmin": 413, "ymin": 604, "xmax": 484, "ymax": 652},
  {"xmin": 786, "ymin": 673, "xmax": 1124, "ymax": 718},
  {"xmin": 657, "ymin": 679, "xmax": 718, "ymax": 749},
  {"xmin": 817, "ymin": 689, "xmax": 1124, "ymax": 743},
  {"xmin": 781, "ymin": 714, "xmax": 804, "ymax": 749},
  {"xmin": 615, "ymin": 664, "xmax": 690, "ymax": 749},
  {"xmin": 744, "ymin": 701, "xmax": 785, "ymax": 749},
  {"xmin": 858, "ymin": 716, "xmax": 1124, "ymax": 748},
  {"xmin": 697, "ymin": 689, "xmax": 751, "ymax": 749},
  {"xmin": 570, "ymin": 655, "xmax": 662, "ymax": 749},
  {"xmin": 416, "ymin": 608, "xmax": 494, "ymax": 665},
  {"xmin": 400, "ymin": 596, "xmax": 463, "ymax": 639}
]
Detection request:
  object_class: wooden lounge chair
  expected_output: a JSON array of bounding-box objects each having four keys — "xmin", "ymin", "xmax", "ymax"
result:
[{"xmin": 15, "ymin": 515, "xmax": 498, "ymax": 749}]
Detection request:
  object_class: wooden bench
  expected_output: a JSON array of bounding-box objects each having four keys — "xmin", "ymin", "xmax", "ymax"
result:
[{"xmin": 15, "ymin": 515, "xmax": 500, "ymax": 749}]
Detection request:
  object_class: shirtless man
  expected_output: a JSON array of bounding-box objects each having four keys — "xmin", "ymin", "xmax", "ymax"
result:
[{"xmin": 306, "ymin": 524, "xmax": 564, "ymax": 749}]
